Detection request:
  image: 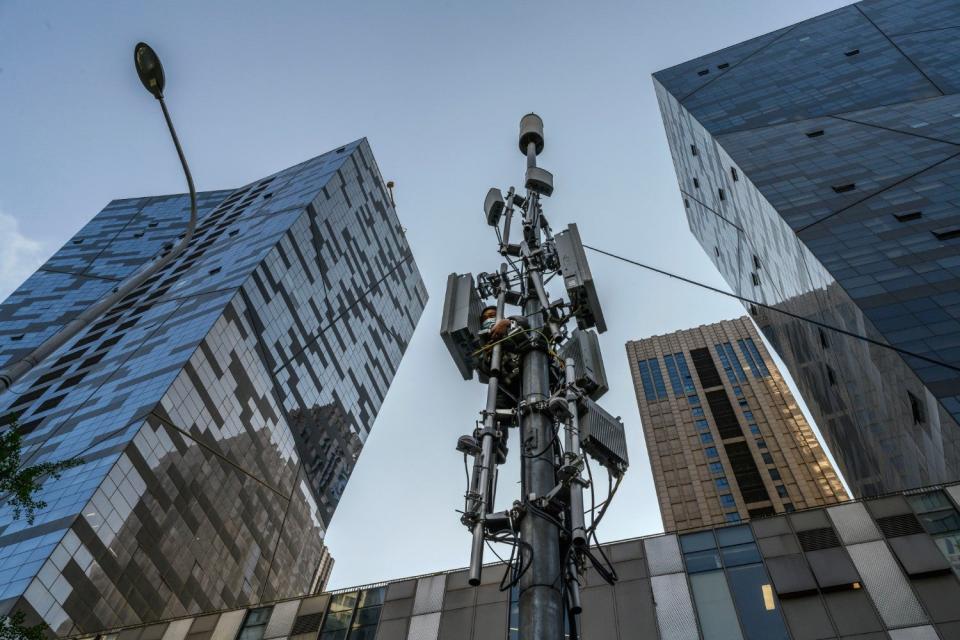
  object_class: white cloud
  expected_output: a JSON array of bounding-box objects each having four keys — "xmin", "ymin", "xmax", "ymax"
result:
[{"xmin": 0, "ymin": 211, "xmax": 45, "ymax": 303}]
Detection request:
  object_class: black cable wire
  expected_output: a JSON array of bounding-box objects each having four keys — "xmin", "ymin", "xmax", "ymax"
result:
[{"xmin": 583, "ymin": 244, "xmax": 960, "ymax": 374}]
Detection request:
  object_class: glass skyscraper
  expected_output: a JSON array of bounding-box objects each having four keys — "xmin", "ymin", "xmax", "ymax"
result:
[
  {"xmin": 0, "ymin": 140, "xmax": 427, "ymax": 635},
  {"xmin": 654, "ymin": 0, "xmax": 960, "ymax": 497}
]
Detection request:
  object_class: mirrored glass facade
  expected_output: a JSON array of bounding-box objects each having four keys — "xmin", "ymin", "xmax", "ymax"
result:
[
  {"xmin": 0, "ymin": 140, "xmax": 427, "ymax": 635},
  {"xmin": 627, "ymin": 317, "xmax": 848, "ymax": 531},
  {"xmin": 653, "ymin": 0, "xmax": 960, "ymax": 497},
  {"xmin": 74, "ymin": 481, "xmax": 960, "ymax": 640}
]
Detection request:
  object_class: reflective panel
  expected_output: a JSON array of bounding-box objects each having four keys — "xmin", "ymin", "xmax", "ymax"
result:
[
  {"xmin": 680, "ymin": 531, "xmax": 717, "ymax": 553},
  {"xmin": 412, "ymin": 576, "xmax": 446, "ymax": 615},
  {"xmin": 407, "ymin": 612, "xmax": 441, "ymax": 640},
  {"xmin": 888, "ymin": 626, "xmax": 940, "ymax": 640},
  {"xmin": 263, "ymin": 600, "xmax": 299, "ymax": 639},
  {"xmin": 690, "ymin": 570, "xmax": 744, "ymax": 640},
  {"xmin": 685, "ymin": 549, "xmax": 723, "ymax": 573},
  {"xmin": 716, "ymin": 525, "xmax": 754, "ymax": 547},
  {"xmin": 650, "ymin": 573, "xmax": 699, "ymax": 640},
  {"xmin": 846, "ymin": 540, "xmax": 928, "ymax": 628},
  {"xmin": 645, "ymin": 535, "xmax": 685, "ymax": 576},
  {"xmin": 238, "ymin": 608, "xmax": 273, "ymax": 640},
  {"xmin": 725, "ymin": 564, "xmax": 790, "ymax": 640},
  {"xmin": 828, "ymin": 503, "xmax": 882, "ymax": 544},
  {"xmin": 720, "ymin": 543, "xmax": 762, "ymax": 567}
]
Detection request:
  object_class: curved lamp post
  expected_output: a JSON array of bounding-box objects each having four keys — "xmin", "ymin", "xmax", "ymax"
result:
[{"xmin": 0, "ymin": 43, "xmax": 198, "ymax": 394}]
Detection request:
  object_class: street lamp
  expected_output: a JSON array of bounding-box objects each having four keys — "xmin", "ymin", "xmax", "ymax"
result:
[
  {"xmin": 134, "ymin": 42, "xmax": 165, "ymax": 98},
  {"xmin": 0, "ymin": 42, "xmax": 198, "ymax": 393}
]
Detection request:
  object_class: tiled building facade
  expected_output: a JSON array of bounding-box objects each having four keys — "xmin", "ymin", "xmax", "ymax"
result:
[
  {"xmin": 653, "ymin": 0, "xmax": 960, "ymax": 497},
  {"xmin": 627, "ymin": 317, "xmax": 848, "ymax": 532},
  {"xmin": 73, "ymin": 481, "xmax": 960, "ymax": 640},
  {"xmin": 0, "ymin": 140, "xmax": 427, "ymax": 635}
]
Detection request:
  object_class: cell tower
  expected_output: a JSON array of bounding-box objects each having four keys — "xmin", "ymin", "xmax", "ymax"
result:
[{"xmin": 440, "ymin": 114, "xmax": 629, "ymax": 639}]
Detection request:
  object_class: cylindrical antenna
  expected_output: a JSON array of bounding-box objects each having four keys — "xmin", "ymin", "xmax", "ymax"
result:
[{"xmin": 565, "ymin": 358, "xmax": 587, "ymax": 547}]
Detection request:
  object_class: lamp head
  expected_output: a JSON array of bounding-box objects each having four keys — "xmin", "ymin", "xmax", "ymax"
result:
[{"xmin": 134, "ymin": 42, "xmax": 165, "ymax": 99}]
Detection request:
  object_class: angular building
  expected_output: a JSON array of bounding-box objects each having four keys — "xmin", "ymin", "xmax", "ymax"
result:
[
  {"xmin": 70, "ymin": 481, "xmax": 960, "ymax": 640},
  {"xmin": 0, "ymin": 140, "xmax": 427, "ymax": 635},
  {"xmin": 654, "ymin": 0, "xmax": 960, "ymax": 497},
  {"xmin": 627, "ymin": 317, "xmax": 848, "ymax": 531}
]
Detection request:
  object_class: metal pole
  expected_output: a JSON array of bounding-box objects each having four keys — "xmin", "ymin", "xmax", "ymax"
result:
[
  {"xmin": 467, "ymin": 281, "xmax": 507, "ymax": 586},
  {"xmin": 518, "ymin": 141, "xmax": 564, "ymax": 639},
  {"xmin": 0, "ymin": 94, "xmax": 197, "ymax": 394},
  {"xmin": 564, "ymin": 358, "xmax": 587, "ymax": 548}
]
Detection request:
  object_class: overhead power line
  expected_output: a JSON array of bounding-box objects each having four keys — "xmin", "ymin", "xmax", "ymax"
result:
[{"xmin": 583, "ymin": 244, "xmax": 960, "ymax": 375}]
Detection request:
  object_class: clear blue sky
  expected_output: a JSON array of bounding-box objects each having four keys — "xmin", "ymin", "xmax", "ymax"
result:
[{"xmin": 0, "ymin": 0, "xmax": 850, "ymax": 589}]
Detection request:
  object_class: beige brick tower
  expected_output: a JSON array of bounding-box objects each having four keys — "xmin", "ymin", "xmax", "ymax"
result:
[{"xmin": 627, "ymin": 316, "xmax": 848, "ymax": 531}]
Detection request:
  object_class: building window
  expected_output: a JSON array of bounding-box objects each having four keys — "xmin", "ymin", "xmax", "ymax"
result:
[
  {"xmin": 716, "ymin": 477, "xmax": 729, "ymax": 490},
  {"xmin": 718, "ymin": 62, "xmax": 730, "ymax": 70},
  {"xmin": 725, "ymin": 441, "xmax": 770, "ymax": 503},
  {"xmin": 714, "ymin": 246, "xmax": 720, "ymax": 256},
  {"xmin": 742, "ymin": 411, "xmax": 754, "ymax": 421},
  {"xmin": 752, "ymin": 254, "xmax": 761, "ymax": 270},
  {"xmin": 684, "ymin": 198, "xmax": 690, "ymax": 209},
  {"xmin": 908, "ymin": 391, "xmax": 926, "ymax": 425},
  {"xmin": 756, "ymin": 439, "xmax": 767, "ymax": 449},
  {"xmin": 238, "ymin": 608, "xmax": 273, "ymax": 640},
  {"xmin": 776, "ymin": 485, "xmax": 789, "ymax": 498},
  {"xmin": 691, "ymin": 144, "xmax": 699, "ymax": 156},
  {"xmin": 697, "ymin": 68, "xmax": 710, "ymax": 76},
  {"xmin": 731, "ymin": 167, "xmax": 739, "ymax": 181},
  {"xmin": 737, "ymin": 338, "xmax": 770, "ymax": 377},
  {"xmin": 818, "ymin": 327, "xmax": 829, "ymax": 348},
  {"xmin": 734, "ymin": 386, "xmax": 743, "ymax": 397},
  {"xmin": 726, "ymin": 513, "xmax": 742, "ymax": 523},
  {"xmin": 701, "ymin": 433, "xmax": 715, "ymax": 444},
  {"xmin": 706, "ymin": 447, "xmax": 719, "ymax": 458},
  {"xmin": 664, "ymin": 353, "xmax": 687, "ymax": 397},
  {"xmin": 725, "ymin": 564, "xmax": 790, "ymax": 639},
  {"xmin": 718, "ymin": 188, "xmax": 726, "ymax": 201},
  {"xmin": 761, "ymin": 452, "xmax": 774, "ymax": 465},
  {"xmin": 692, "ymin": 407, "xmax": 705, "ymax": 417},
  {"xmin": 784, "ymin": 503, "xmax": 795, "ymax": 512},
  {"xmin": 908, "ymin": 491, "xmax": 960, "ymax": 577},
  {"xmin": 769, "ymin": 469, "xmax": 781, "ymax": 481},
  {"xmin": 751, "ymin": 272, "xmax": 761, "ymax": 286},
  {"xmin": 320, "ymin": 588, "xmax": 386, "ymax": 640},
  {"xmin": 688, "ymin": 395, "xmax": 701, "ymax": 406},
  {"xmin": 706, "ymin": 389, "xmax": 744, "ymax": 439},
  {"xmin": 738, "ymin": 399, "xmax": 749, "ymax": 408},
  {"xmin": 749, "ymin": 424, "xmax": 760, "ymax": 435},
  {"xmin": 693, "ymin": 177, "xmax": 701, "ymax": 188},
  {"xmin": 715, "ymin": 342, "xmax": 747, "ymax": 385},
  {"xmin": 933, "ymin": 227, "xmax": 960, "ymax": 241},
  {"xmin": 638, "ymin": 358, "xmax": 668, "ymax": 401},
  {"xmin": 806, "ymin": 129, "xmax": 825, "ymax": 138},
  {"xmin": 826, "ymin": 365, "xmax": 837, "ymax": 386},
  {"xmin": 844, "ymin": 48, "xmax": 860, "ymax": 56},
  {"xmin": 894, "ymin": 211, "xmax": 922, "ymax": 222},
  {"xmin": 720, "ymin": 494, "xmax": 736, "ymax": 508},
  {"xmin": 696, "ymin": 419, "xmax": 710, "ymax": 431},
  {"xmin": 691, "ymin": 347, "xmax": 724, "ymax": 388},
  {"xmin": 832, "ymin": 183, "xmax": 856, "ymax": 193},
  {"xmin": 709, "ymin": 462, "xmax": 725, "ymax": 475}
]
